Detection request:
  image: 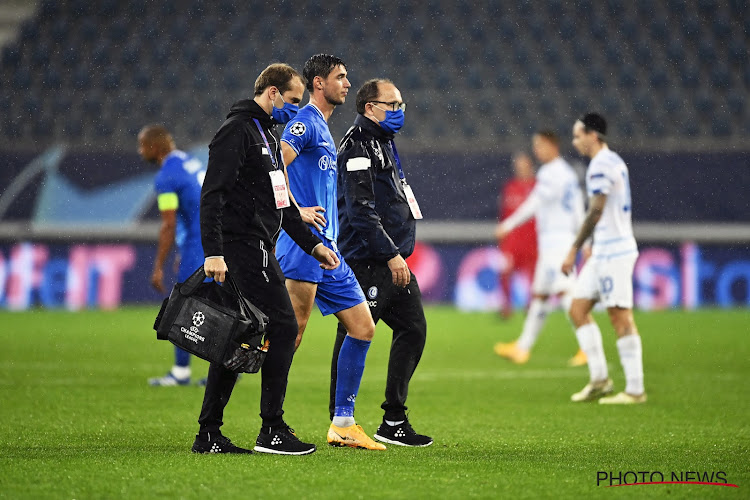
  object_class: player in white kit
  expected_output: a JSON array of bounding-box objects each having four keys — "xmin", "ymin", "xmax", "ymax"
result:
[
  {"xmin": 562, "ymin": 113, "xmax": 646, "ymax": 404},
  {"xmin": 494, "ymin": 131, "xmax": 586, "ymax": 365}
]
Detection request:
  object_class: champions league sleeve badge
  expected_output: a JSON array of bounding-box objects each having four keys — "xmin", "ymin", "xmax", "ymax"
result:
[{"xmin": 289, "ymin": 122, "xmax": 306, "ymax": 136}]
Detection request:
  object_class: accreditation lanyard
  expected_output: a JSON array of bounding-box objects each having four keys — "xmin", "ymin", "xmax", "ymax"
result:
[
  {"xmin": 253, "ymin": 118, "xmax": 290, "ymax": 209},
  {"xmin": 388, "ymin": 140, "xmax": 423, "ymax": 220}
]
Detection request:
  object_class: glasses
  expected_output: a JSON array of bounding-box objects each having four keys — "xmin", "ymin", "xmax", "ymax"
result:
[{"xmin": 370, "ymin": 101, "xmax": 407, "ymax": 112}]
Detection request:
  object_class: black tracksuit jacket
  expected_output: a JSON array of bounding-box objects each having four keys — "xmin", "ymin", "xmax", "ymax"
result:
[
  {"xmin": 336, "ymin": 114, "xmax": 417, "ymax": 263},
  {"xmin": 200, "ymin": 99, "xmax": 321, "ymax": 257}
]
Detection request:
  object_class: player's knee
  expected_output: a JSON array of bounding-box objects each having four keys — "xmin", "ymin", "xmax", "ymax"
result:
[
  {"xmin": 569, "ymin": 303, "xmax": 587, "ymax": 327},
  {"xmin": 350, "ymin": 318, "xmax": 375, "ymax": 341},
  {"xmin": 609, "ymin": 311, "xmax": 636, "ymax": 338}
]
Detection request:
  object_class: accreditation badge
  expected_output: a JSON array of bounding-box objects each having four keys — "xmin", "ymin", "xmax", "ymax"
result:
[
  {"xmin": 403, "ymin": 182, "xmax": 423, "ymax": 220},
  {"xmin": 269, "ymin": 170, "xmax": 290, "ymax": 209}
]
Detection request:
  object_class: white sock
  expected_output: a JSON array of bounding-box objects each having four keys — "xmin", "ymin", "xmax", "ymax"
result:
[
  {"xmin": 171, "ymin": 365, "xmax": 190, "ymax": 380},
  {"xmin": 561, "ymin": 293, "xmax": 573, "ymax": 323},
  {"xmin": 385, "ymin": 419, "xmax": 405, "ymax": 426},
  {"xmin": 332, "ymin": 416, "xmax": 355, "ymax": 428},
  {"xmin": 517, "ymin": 298, "xmax": 548, "ymax": 351},
  {"xmin": 575, "ymin": 323, "xmax": 608, "ymax": 382},
  {"xmin": 617, "ymin": 334, "xmax": 645, "ymax": 395}
]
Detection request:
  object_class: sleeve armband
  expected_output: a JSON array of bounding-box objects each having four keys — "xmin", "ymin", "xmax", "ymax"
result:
[{"xmin": 157, "ymin": 192, "xmax": 179, "ymax": 211}]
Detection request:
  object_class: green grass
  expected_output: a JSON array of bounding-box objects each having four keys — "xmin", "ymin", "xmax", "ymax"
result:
[{"xmin": 0, "ymin": 306, "xmax": 748, "ymax": 499}]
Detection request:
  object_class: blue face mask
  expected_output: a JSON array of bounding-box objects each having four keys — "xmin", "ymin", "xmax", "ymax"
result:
[
  {"xmin": 272, "ymin": 97, "xmax": 299, "ymax": 124},
  {"xmin": 379, "ymin": 109, "xmax": 405, "ymax": 134}
]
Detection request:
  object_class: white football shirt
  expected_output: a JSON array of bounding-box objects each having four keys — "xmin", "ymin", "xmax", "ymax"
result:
[
  {"xmin": 500, "ymin": 157, "xmax": 584, "ymax": 253},
  {"xmin": 534, "ymin": 157, "xmax": 584, "ymax": 251},
  {"xmin": 586, "ymin": 147, "xmax": 638, "ymax": 257}
]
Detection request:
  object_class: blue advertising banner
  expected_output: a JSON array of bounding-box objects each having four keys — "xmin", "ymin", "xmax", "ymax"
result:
[
  {"xmin": 1, "ymin": 241, "xmax": 748, "ymax": 311},
  {"xmin": 1, "ymin": 149, "xmax": 749, "ymax": 224}
]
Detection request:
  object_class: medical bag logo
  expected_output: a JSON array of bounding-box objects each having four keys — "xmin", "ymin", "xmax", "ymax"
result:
[
  {"xmin": 192, "ymin": 311, "xmax": 205, "ymax": 327},
  {"xmin": 180, "ymin": 310, "xmax": 206, "ymax": 344},
  {"xmin": 367, "ymin": 286, "xmax": 378, "ymax": 299}
]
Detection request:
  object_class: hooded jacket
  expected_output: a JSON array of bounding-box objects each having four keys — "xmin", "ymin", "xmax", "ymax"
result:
[
  {"xmin": 200, "ymin": 99, "xmax": 321, "ymax": 257},
  {"xmin": 336, "ymin": 114, "xmax": 417, "ymax": 263}
]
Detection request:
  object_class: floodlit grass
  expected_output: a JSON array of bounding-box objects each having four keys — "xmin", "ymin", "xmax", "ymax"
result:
[{"xmin": 0, "ymin": 306, "xmax": 747, "ymax": 499}]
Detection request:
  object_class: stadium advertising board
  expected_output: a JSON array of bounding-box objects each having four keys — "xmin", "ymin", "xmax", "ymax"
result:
[{"xmin": 0, "ymin": 241, "xmax": 747, "ymax": 311}]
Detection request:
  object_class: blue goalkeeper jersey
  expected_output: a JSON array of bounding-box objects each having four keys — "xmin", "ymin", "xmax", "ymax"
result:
[
  {"xmin": 154, "ymin": 150, "xmax": 205, "ymax": 260},
  {"xmin": 280, "ymin": 103, "xmax": 338, "ymax": 242}
]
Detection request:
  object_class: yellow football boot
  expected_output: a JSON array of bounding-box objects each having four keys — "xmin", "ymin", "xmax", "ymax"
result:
[
  {"xmin": 567, "ymin": 348, "xmax": 588, "ymax": 367},
  {"xmin": 493, "ymin": 341, "xmax": 530, "ymax": 364},
  {"xmin": 571, "ymin": 378, "xmax": 614, "ymax": 402},
  {"xmin": 599, "ymin": 392, "xmax": 647, "ymax": 404},
  {"xmin": 327, "ymin": 424, "xmax": 386, "ymax": 450}
]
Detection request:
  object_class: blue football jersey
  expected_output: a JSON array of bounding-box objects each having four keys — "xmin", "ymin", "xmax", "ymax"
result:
[
  {"xmin": 281, "ymin": 104, "xmax": 338, "ymax": 242},
  {"xmin": 154, "ymin": 150, "xmax": 205, "ymax": 257}
]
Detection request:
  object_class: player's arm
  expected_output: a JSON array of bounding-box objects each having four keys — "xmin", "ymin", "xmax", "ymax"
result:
[
  {"xmin": 151, "ymin": 194, "xmax": 177, "ymax": 293},
  {"xmin": 280, "ymin": 140, "xmax": 327, "ymax": 231},
  {"xmin": 495, "ymin": 188, "xmax": 540, "ymax": 240},
  {"xmin": 200, "ymin": 121, "xmax": 248, "ymax": 282},
  {"xmin": 561, "ymin": 193, "xmax": 606, "ymax": 274}
]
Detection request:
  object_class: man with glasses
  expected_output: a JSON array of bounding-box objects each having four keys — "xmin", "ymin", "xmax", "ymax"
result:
[
  {"xmin": 333, "ymin": 79, "xmax": 433, "ymax": 447},
  {"xmin": 276, "ymin": 54, "xmax": 385, "ymax": 450}
]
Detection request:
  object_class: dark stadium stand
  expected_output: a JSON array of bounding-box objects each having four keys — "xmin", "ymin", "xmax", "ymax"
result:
[{"xmin": 0, "ymin": 0, "xmax": 748, "ymax": 151}]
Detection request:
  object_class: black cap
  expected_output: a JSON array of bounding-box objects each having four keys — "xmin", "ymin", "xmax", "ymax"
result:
[{"xmin": 580, "ymin": 113, "xmax": 607, "ymax": 136}]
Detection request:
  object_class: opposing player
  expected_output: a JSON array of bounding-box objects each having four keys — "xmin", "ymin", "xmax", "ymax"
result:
[
  {"xmin": 494, "ymin": 130, "xmax": 586, "ymax": 366},
  {"xmin": 138, "ymin": 125, "xmax": 206, "ymax": 386},
  {"xmin": 562, "ymin": 113, "xmax": 646, "ymax": 404},
  {"xmin": 497, "ymin": 153, "xmax": 537, "ymax": 318},
  {"xmin": 276, "ymin": 54, "xmax": 384, "ymax": 450}
]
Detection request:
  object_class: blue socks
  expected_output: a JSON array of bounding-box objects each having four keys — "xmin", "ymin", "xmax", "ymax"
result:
[
  {"xmin": 175, "ymin": 346, "xmax": 191, "ymax": 368},
  {"xmin": 334, "ymin": 336, "xmax": 371, "ymax": 418}
]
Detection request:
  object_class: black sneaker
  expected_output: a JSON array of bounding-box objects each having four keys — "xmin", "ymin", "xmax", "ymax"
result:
[
  {"xmin": 191, "ymin": 432, "xmax": 253, "ymax": 454},
  {"xmin": 254, "ymin": 424, "xmax": 316, "ymax": 455},
  {"xmin": 374, "ymin": 419, "xmax": 433, "ymax": 447}
]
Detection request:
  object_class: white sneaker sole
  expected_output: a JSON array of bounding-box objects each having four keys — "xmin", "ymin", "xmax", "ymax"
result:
[
  {"xmin": 373, "ymin": 433, "xmax": 434, "ymax": 447},
  {"xmin": 253, "ymin": 445, "xmax": 316, "ymax": 455}
]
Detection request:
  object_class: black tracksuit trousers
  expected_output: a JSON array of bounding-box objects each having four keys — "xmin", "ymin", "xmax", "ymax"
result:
[
  {"xmin": 329, "ymin": 261, "xmax": 427, "ymax": 421},
  {"xmin": 198, "ymin": 237, "xmax": 298, "ymax": 432}
]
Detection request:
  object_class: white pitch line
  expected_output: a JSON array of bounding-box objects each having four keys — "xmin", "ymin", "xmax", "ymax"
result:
[{"xmin": 412, "ymin": 368, "xmax": 593, "ymax": 382}]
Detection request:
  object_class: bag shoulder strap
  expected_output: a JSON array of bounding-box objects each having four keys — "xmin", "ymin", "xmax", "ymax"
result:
[
  {"xmin": 179, "ymin": 266, "xmax": 209, "ymax": 296},
  {"xmin": 226, "ymin": 273, "xmax": 269, "ymax": 332}
]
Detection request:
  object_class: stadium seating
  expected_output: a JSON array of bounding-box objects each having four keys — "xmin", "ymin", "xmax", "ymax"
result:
[{"xmin": 0, "ymin": 0, "xmax": 747, "ymax": 151}]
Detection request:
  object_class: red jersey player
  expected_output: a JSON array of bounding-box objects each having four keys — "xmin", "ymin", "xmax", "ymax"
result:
[{"xmin": 497, "ymin": 152, "xmax": 537, "ymax": 318}]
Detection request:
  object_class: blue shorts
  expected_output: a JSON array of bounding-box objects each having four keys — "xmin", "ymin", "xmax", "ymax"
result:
[{"xmin": 276, "ymin": 233, "xmax": 365, "ymax": 316}]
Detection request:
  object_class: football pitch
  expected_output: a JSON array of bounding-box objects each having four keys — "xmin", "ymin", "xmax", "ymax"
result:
[{"xmin": 1, "ymin": 306, "xmax": 747, "ymax": 499}]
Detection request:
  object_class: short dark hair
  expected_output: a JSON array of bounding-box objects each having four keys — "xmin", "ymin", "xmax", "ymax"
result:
[
  {"xmin": 138, "ymin": 124, "xmax": 172, "ymax": 144},
  {"xmin": 534, "ymin": 129, "xmax": 559, "ymax": 146},
  {"xmin": 254, "ymin": 63, "xmax": 304, "ymax": 96},
  {"xmin": 580, "ymin": 112, "xmax": 607, "ymax": 136},
  {"xmin": 355, "ymin": 78, "xmax": 393, "ymax": 115},
  {"xmin": 302, "ymin": 54, "xmax": 346, "ymax": 92}
]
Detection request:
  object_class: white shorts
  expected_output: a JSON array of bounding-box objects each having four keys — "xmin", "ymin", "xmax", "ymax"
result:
[
  {"xmin": 532, "ymin": 248, "xmax": 575, "ymax": 296},
  {"xmin": 573, "ymin": 251, "xmax": 638, "ymax": 308}
]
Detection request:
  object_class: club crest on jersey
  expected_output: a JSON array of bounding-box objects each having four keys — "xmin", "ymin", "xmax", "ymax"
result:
[
  {"xmin": 289, "ymin": 122, "xmax": 306, "ymax": 136},
  {"xmin": 367, "ymin": 286, "xmax": 378, "ymax": 299},
  {"xmin": 318, "ymin": 154, "xmax": 334, "ymax": 171}
]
